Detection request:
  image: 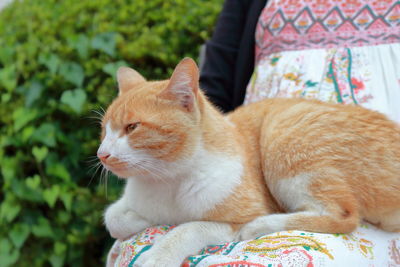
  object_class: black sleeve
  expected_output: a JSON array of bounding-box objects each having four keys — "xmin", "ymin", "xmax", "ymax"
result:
[{"xmin": 199, "ymin": 0, "xmax": 250, "ymax": 112}]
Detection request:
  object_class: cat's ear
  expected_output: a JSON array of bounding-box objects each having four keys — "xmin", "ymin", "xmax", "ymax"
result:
[
  {"xmin": 159, "ymin": 57, "xmax": 199, "ymax": 112},
  {"xmin": 116, "ymin": 67, "xmax": 146, "ymax": 95}
]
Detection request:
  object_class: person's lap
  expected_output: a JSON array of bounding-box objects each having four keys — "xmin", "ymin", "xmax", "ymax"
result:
[{"xmin": 108, "ymin": 223, "xmax": 400, "ymax": 266}]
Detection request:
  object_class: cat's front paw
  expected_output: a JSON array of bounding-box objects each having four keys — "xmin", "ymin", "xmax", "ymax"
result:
[
  {"xmin": 105, "ymin": 212, "xmax": 136, "ymax": 240},
  {"xmin": 133, "ymin": 248, "xmax": 182, "ymax": 267},
  {"xmin": 104, "ymin": 203, "xmax": 149, "ymax": 240}
]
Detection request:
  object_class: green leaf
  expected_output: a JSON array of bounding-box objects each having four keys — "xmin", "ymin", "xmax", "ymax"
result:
[
  {"xmin": 43, "ymin": 185, "xmax": 60, "ymax": 208},
  {"xmin": 1, "ymin": 93, "xmax": 11, "ymax": 103},
  {"xmin": 21, "ymin": 126, "xmax": 35, "ymax": 142},
  {"xmin": 56, "ymin": 211, "xmax": 71, "ymax": 224},
  {"xmin": 91, "ymin": 32, "xmax": 116, "ymax": 57},
  {"xmin": 60, "ymin": 89, "xmax": 87, "ymax": 113},
  {"xmin": 1, "ymin": 158, "xmax": 17, "ymax": 184},
  {"xmin": 0, "ymin": 65, "xmax": 16, "ymax": 91},
  {"xmin": 102, "ymin": 61, "xmax": 127, "ymax": 80},
  {"xmin": 12, "ymin": 178, "xmax": 43, "ymax": 202},
  {"xmin": 0, "ymin": 46, "xmax": 15, "ymax": 65},
  {"xmin": 49, "ymin": 253, "xmax": 65, "ymax": 267},
  {"xmin": 68, "ymin": 34, "xmax": 90, "ymax": 59},
  {"xmin": 24, "ymin": 81, "xmax": 44, "ymax": 107},
  {"xmin": 9, "ymin": 224, "xmax": 30, "ymax": 248},
  {"xmin": 32, "ymin": 217, "xmax": 54, "ymax": 238},
  {"xmin": 54, "ymin": 242, "xmax": 67, "ymax": 255},
  {"xmin": 0, "ymin": 201, "xmax": 21, "ymax": 223},
  {"xmin": 39, "ymin": 53, "xmax": 60, "ymax": 75},
  {"xmin": 0, "ymin": 239, "xmax": 20, "ymax": 265},
  {"xmin": 32, "ymin": 146, "xmax": 48, "ymax": 162},
  {"xmin": 25, "ymin": 175, "xmax": 41, "ymax": 189},
  {"xmin": 47, "ymin": 163, "xmax": 71, "ymax": 182},
  {"xmin": 31, "ymin": 123, "xmax": 56, "ymax": 147},
  {"xmin": 50, "ymin": 240, "xmax": 68, "ymax": 267},
  {"xmin": 59, "ymin": 62, "xmax": 84, "ymax": 87},
  {"xmin": 12, "ymin": 108, "xmax": 39, "ymax": 132},
  {"xmin": 60, "ymin": 192, "xmax": 73, "ymax": 211},
  {"xmin": 0, "ymin": 249, "xmax": 19, "ymax": 267},
  {"xmin": 0, "ymin": 238, "xmax": 11, "ymax": 254}
]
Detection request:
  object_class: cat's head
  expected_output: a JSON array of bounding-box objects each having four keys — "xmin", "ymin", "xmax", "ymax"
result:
[{"xmin": 97, "ymin": 58, "xmax": 205, "ymax": 179}]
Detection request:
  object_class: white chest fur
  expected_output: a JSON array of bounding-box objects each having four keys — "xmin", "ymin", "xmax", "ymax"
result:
[{"xmin": 121, "ymin": 147, "xmax": 243, "ymax": 225}]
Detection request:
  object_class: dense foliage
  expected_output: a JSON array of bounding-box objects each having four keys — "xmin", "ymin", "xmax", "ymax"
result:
[{"xmin": 0, "ymin": 0, "xmax": 222, "ymax": 265}]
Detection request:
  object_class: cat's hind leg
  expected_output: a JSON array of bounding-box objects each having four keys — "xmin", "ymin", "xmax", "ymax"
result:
[
  {"xmin": 238, "ymin": 171, "xmax": 360, "ymax": 240},
  {"xmin": 378, "ymin": 210, "xmax": 400, "ymax": 232}
]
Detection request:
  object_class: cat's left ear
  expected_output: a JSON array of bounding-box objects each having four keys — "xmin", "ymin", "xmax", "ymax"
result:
[
  {"xmin": 117, "ymin": 67, "xmax": 146, "ymax": 95},
  {"xmin": 159, "ymin": 57, "xmax": 199, "ymax": 112}
]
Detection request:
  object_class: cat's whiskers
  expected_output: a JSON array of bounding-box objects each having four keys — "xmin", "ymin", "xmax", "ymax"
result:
[
  {"xmin": 87, "ymin": 117, "xmax": 103, "ymax": 126},
  {"xmin": 99, "ymin": 106, "xmax": 106, "ymax": 114},
  {"xmin": 99, "ymin": 166, "xmax": 112, "ymax": 198},
  {"xmin": 134, "ymin": 162, "xmax": 169, "ymax": 183},
  {"xmin": 86, "ymin": 155, "xmax": 101, "ymax": 163},
  {"xmin": 131, "ymin": 163, "xmax": 170, "ymax": 184},
  {"xmin": 128, "ymin": 157, "xmax": 168, "ymax": 175},
  {"xmin": 84, "ymin": 155, "xmax": 103, "ymax": 187},
  {"xmin": 93, "ymin": 108, "xmax": 105, "ymax": 118},
  {"xmin": 89, "ymin": 108, "xmax": 105, "ymax": 126},
  {"xmin": 100, "ymin": 166, "xmax": 106, "ymax": 189},
  {"xmin": 105, "ymin": 169, "xmax": 110, "ymax": 198},
  {"xmin": 138, "ymin": 158, "xmax": 184, "ymax": 182},
  {"xmin": 115, "ymin": 154, "xmax": 171, "ymax": 183},
  {"xmin": 87, "ymin": 161, "xmax": 103, "ymax": 187}
]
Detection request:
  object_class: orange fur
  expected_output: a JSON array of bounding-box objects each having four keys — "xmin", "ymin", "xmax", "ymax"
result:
[{"xmin": 102, "ymin": 58, "xmax": 400, "ymax": 234}]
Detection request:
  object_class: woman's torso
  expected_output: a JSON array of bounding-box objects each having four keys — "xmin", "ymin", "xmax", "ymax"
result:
[{"xmin": 245, "ymin": 0, "xmax": 400, "ymax": 123}]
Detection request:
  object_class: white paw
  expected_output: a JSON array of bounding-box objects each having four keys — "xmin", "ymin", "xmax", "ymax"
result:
[
  {"xmin": 104, "ymin": 204, "xmax": 148, "ymax": 240},
  {"xmin": 133, "ymin": 248, "xmax": 182, "ymax": 267},
  {"xmin": 237, "ymin": 215, "xmax": 285, "ymax": 241},
  {"xmin": 237, "ymin": 222, "xmax": 269, "ymax": 241},
  {"xmin": 105, "ymin": 214, "xmax": 135, "ymax": 240}
]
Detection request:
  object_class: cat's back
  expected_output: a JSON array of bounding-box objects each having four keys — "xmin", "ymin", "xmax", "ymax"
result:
[
  {"xmin": 254, "ymin": 98, "xmax": 400, "ymax": 149},
  {"xmin": 231, "ymin": 98, "xmax": 400, "ymax": 216},
  {"xmin": 229, "ymin": 97, "xmax": 400, "ymax": 182},
  {"xmin": 229, "ymin": 98, "xmax": 400, "ymax": 147},
  {"xmin": 227, "ymin": 98, "xmax": 307, "ymax": 138}
]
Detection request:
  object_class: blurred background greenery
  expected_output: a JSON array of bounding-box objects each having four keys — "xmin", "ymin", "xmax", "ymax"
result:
[{"xmin": 0, "ymin": 0, "xmax": 223, "ymax": 265}]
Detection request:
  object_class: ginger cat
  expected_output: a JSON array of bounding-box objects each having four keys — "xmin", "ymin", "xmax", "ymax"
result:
[{"xmin": 99, "ymin": 58, "xmax": 400, "ymax": 267}]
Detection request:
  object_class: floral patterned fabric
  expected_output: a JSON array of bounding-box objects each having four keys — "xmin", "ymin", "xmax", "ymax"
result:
[
  {"xmin": 108, "ymin": 224, "xmax": 400, "ymax": 266},
  {"xmin": 244, "ymin": 44, "xmax": 400, "ymax": 123},
  {"xmin": 245, "ymin": 0, "xmax": 400, "ymax": 123}
]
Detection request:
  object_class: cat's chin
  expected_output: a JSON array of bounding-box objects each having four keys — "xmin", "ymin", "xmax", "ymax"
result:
[
  {"xmin": 107, "ymin": 166, "xmax": 156, "ymax": 180},
  {"xmin": 104, "ymin": 166, "xmax": 133, "ymax": 179}
]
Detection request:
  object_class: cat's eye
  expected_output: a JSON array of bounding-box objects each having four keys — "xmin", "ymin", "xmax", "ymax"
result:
[{"xmin": 125, "ymin": 122, "xmax": 140, "ymax": 134}]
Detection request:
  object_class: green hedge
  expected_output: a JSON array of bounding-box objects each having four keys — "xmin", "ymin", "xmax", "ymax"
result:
[{"xmin": 0, "ymin": 0, "xmax": 222, "ymax": 266}]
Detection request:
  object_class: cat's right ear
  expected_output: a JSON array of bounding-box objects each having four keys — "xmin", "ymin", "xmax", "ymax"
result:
[
  {"xmin": 116, "ymin": 67, "xmax": 146, "ymax": 95},
  {"xmin": 158, "ymin": 58, "xmax": 199, "ymax": 112}
]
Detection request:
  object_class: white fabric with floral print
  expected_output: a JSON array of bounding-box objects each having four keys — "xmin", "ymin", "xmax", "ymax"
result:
[{"xmin": 245, "ymin": 43, "xmax": 400, "ymax": 123}]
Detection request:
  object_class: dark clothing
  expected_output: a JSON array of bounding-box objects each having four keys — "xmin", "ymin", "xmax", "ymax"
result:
[{"xmin": 199, "ymin": 0, "xmax": 268, "ymax": 113}]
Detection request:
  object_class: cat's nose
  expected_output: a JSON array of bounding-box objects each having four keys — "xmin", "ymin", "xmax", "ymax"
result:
[{"xmin": 97, "ymin": 152, "xmax": 111, "ymax": 162}]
